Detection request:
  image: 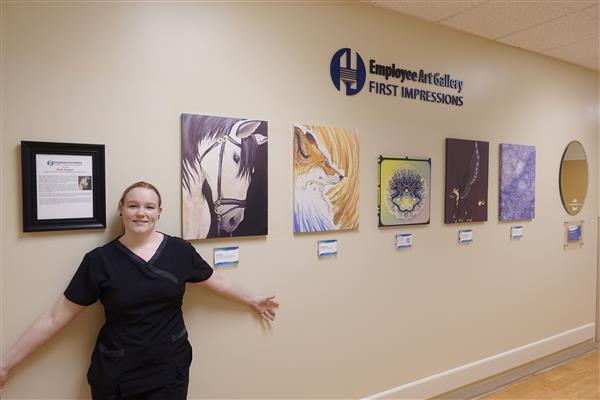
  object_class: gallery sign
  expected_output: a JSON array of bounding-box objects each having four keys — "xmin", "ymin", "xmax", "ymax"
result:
[{"xmin": 330, "ymin": 47, "xmax": 464, "ymax": 107}]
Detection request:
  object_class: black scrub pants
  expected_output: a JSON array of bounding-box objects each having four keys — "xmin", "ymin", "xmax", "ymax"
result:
[{"xmin": 90, "ymin": 375, "xmax": 189, "ymax": 400}]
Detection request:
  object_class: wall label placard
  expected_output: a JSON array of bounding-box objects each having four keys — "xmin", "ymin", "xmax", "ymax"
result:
[
  {"xmin": 511, "ymin": 226, "xmax": 523, "ymax": 239},
  {"xmin": 564, "ymin": 221, "xmax": 584, "ymax": 249},
  {"xmin": 330, "ymin": 48, "xmax": 465, "ymax": 107},
  {"xmin": 567, "ymin": 224, "xmax": 582, "ymax": 241},
  {"xmin": 396, "ymin": 233, "xmax": 413, "ymax": 248},
  {"xmin": 318, "ymin": 240, "xmax": 338, "ymax": 257},
  {"xmin": 458, "ymin": 229, "xmax": 473, "ymax": 244},
  {"xmin": 214, "ymin": 247, "xmax": 240, "ymax": 267}
]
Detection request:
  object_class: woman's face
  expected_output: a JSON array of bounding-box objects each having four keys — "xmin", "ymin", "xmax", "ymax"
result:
[{"xmin": 120, "ymin": 187, "xmax": 162, "ymax": 235}]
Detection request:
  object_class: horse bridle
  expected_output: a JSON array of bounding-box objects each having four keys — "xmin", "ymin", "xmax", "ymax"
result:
[{"xmin": 198, "ymin": 134, "xmax": 247, "ymax": 235}]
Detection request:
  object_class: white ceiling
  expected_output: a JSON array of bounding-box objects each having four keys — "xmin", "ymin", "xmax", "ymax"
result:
[{"xmin": 362, "ymin": 0, "xmax": 599, "ymax": 72}]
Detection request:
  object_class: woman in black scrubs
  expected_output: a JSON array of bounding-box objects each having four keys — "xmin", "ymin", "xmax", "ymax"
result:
[{"xmin": 0, "ymin": 181, "xmax": 278, "ymax": 399}]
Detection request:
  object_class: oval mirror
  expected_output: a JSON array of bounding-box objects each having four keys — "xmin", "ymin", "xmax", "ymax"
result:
[{"xmin": 559, "ymin": 141, "xmax": 588, "ymax": 215}]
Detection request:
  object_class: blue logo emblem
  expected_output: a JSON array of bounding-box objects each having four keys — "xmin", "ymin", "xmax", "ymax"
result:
[
  {"xmin": 47, "ymin": 160, "xmax": 54, "ymax": 166},
  {"xmin": 330, "ymin": 48, "xmax": 366, "ymax": 96}
]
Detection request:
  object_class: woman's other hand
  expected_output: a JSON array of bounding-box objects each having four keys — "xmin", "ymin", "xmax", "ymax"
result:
[{"xmin": 252, "ymin": 295, "xmax": 279, "ymax": 322}]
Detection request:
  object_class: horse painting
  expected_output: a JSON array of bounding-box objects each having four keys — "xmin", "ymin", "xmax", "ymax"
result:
[{"xmin": 181, "ymin": 114, "xmax": 268, "ymax": 240}]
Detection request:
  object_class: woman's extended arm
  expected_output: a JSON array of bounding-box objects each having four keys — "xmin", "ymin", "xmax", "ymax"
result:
[
  {"xmin": 0, "ymin": 295, "xmax": 86, "ymax": 393},
  {"xmin": 198, "ymin": 272, "xmax": 278, "ymax": 321}
]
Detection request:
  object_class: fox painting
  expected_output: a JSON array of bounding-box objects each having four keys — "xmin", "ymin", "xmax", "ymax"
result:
[{"xmin": 293, "ymin": 124, "xmax": 359, "ymax": 233}]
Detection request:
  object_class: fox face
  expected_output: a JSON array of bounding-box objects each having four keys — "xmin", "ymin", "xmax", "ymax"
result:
[{"xmin": 294, "ymin": 126, "xmax": 344, "ymax": 187}]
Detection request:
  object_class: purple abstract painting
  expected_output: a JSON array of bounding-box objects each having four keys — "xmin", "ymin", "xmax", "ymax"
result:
[{"xmin": 499, "ymin": 144, "xmax": 536, "ymax": 221}]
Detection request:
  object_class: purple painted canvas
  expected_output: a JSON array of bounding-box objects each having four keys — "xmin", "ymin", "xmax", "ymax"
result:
[{"xmin": 499, "ymin": 144, "xmax": 536, "ymax": 221}]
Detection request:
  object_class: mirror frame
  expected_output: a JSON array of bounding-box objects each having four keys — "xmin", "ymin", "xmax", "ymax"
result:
[{"xmin": 559, "ymin": 140, "xmax": 588, "ymax": 216}]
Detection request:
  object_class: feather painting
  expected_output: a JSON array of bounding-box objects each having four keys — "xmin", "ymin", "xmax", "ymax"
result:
[{"xmin": 444, "ymin": 138, "xmax": 489, "ymax": 223}]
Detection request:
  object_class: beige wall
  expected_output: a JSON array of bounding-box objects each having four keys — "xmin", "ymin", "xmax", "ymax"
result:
[{"xmin": 2, "ymin": 2, "xmax": 598, "ymax": 399}]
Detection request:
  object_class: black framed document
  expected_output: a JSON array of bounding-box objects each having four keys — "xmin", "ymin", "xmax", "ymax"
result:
[{"xmin": 21, "ymin": 141, "xmax": 106, "ymax": 232}]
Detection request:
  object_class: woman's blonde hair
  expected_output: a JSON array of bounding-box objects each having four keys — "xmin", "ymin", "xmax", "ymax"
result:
[{"xmin": 118, "ymin": 181, "xmax": 162, "ymax": 209}]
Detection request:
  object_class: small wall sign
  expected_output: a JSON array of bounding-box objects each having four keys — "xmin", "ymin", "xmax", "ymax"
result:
[
  {"xmin": 214, "ymin": 246, "xmax": 240, "ymax": 267},
  {"xmin": 318, "ymin": 240, "xmax": 338, "ymax": 257},
  {"xmin": 511, "ymin": 226, "xmax": 523, "ymax": 239},
  {"xmin": 395, "ymin": 233, "xmax": 413, "ymax": 248},
  {"xmin": 458, "ymin": 229, "xmax": 473, "ymax": 244},
  {"xmin": 564, "ymin": 221, "xmax": 584, "ymax": 249}
]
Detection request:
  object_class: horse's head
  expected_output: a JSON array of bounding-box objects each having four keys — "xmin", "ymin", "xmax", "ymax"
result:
[{"xmin": 201, "ymin": 119, "xmax": 267, "ymax": 234}]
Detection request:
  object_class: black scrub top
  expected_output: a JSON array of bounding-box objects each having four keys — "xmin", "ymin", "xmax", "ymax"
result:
[{"xmin": 64, "ymin": 234, "xmax": 213, "ymax": 396}]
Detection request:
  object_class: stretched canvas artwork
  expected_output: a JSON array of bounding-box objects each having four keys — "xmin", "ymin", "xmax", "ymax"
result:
[
  {"xmin": 378, "ymin": 156, "xmax": 431, "ymax": 226},
  {"xmin": 181, "ymin": 113, "xmax": 268, "ymax": 240},
  {"xmin": 444, "ymin": 138, "xmax": 489, "ymax": 223},
  {"xmin": 499, "ymin": 143, "xmax": 536, "ymax": 221},
  {"xmin": 293, "ymin": 124, "xmax": 359, "ymax": 233}
]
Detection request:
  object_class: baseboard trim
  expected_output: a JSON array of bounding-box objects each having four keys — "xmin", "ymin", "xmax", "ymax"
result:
[
  {"xmin": 438, "ymin": 339, "xmax": 597, "ymax": 399},
  {"xmin": 364, "ymin": 323, "xmax": 596, "ymax": 399}
]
